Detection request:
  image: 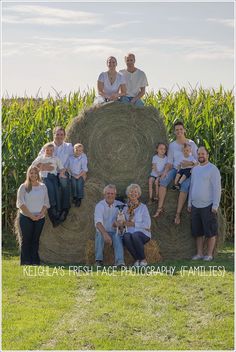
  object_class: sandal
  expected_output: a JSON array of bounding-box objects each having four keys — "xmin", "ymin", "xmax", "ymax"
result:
[
  {"xmin": 153, "ymin": 207, "xmax": 164, "ymax": 218},
  {"xmin": 174, "ymin": 213, "xmax": 181, "ymax": 225}
]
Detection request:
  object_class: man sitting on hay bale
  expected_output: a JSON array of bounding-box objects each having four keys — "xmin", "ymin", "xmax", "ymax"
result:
[
  {"xmin": 94, "ymin": 184, "xmax": 125, "ymax": 267},
  {"xmin": 37, "ymin": 126, "xmax": 73, "ymax": 223},
  {"xmin": 120, "ymin": 53, "xmax": 148, "ymax": 107}
]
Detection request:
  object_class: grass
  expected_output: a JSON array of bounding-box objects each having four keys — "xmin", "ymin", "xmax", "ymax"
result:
[{"xmin": 2, "ymin": 232, "xmax": 234, "ymax": 350}]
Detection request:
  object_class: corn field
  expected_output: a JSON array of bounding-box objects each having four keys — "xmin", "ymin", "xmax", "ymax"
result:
[{"xmin": 2, "ymin": 87, "xmax": 234, "ymax": 238}]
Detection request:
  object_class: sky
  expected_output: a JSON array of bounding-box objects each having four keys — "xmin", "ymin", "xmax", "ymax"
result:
[{"xmin": 2, "ymin": 1, "xmax": 234, "ymax": 97}]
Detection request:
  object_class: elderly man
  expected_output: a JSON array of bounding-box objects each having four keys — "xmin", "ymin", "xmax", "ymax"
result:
[
  {"xmin": 94, "ymin": 184, "xmax": 125, "ymax": 267},
  {"xmin": 120, "ymin": 53, "xmax": 148, "ymax": 106},
  {"xmin": 38, "ymin": 126, "xmax": 73, "ymax": 224},
  {"xmin": 188, "ymin": 146, "xmax": 221, "ymax": 261}
]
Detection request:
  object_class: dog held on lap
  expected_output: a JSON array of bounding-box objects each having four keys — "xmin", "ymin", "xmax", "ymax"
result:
[{"xmin": 115, "ymin": 204, "xmax": 127, "ymax": 235}]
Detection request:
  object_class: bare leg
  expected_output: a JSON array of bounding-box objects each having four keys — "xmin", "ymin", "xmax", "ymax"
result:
[
  {"xmin": 154, "ymin": 179, "xmax": 159, "ymax": 200},
  {"xmin": 148, "ymin": 177, "xmax": 154, "ymax": 200},
  {"xmin": 196, "ymin": 236, "xmax": 204, "ymax": 256},
  {"xmin": 207, "ymin": 236, "xmax": 217, "ymax": 256},
  {"xmin": 179, "ymin": 175, "xmax": 187, "ymax": 184},
  {"xmin": 174, "ymin": 173, "xmax": 181, "ymax": 185},
  {"xmin": 174, "ymin": 191, "xmax": 188, "ymax": 224},
  {"xmin": 153, "ymin": 186, "xmax": 167, "ymax": 217}
]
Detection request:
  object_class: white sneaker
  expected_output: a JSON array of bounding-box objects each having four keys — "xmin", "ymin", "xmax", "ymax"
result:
[
  {"xmin": 133, "ymin": 260, "xmax": 140, "ymax": 267},
  {"xmin": 203, "ymin": 255, "xmax": 213, "ymax": 261},
  {"xmin": 139, "ymin": 260, "xmax": 148, "ymax": 267},
  {"xmin": 191, "ymin": 254, "xmax": 204, "ymax": 260}
]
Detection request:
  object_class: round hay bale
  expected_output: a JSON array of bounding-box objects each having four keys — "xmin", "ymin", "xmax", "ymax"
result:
[
  {"xmin": 85, "ymin": 239, "xmax": 162, "ymax": 265},
  {"xmin": 37, "ymin": 102, "xmax": 225, "ymax": 264},
  {"xmin": 66, "ymin": 102, "xmax": 168, "ymax": 196}
]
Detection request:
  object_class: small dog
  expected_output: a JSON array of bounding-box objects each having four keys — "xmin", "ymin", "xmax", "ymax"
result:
[{"xmin": 115, "ymin": 204, "xmax": 127, "ymax": 235}]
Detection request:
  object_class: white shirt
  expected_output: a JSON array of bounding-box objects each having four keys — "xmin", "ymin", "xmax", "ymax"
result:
[
  {"xmin": 188, "ymin": 162, "xmax": 221, "ymax": 210},
  {"xmin": 167, "ymin": 140, "xmax": 198, "ymax": 169},
  {"xmin": 119, "ymin": 68, "xmax": 148, "ymax": 97},
  {"xmin": 66, "ymin": 153, "xmax": 88, "ymax": 177},
  {"xmin": 151, "ymin": 155, "xmax": 168, "ymax": 177},
  {"xmin": 32, "ymin": 155, "xmax": 64, "ymax": 178},
  {"xmin": 38, "ymin": 142, "xmax": 74, "ymax": 168},
  {"xmin": 179, "ymin": 155, "xmax": 197, "ymax": 169},
  {"xmin": 94, "ymin": 199, "xmax": 123, "ymax": 232},
  {"xmin": 124, "ymin": 203, "xmax": 151, "ymax": 238},
  {"xmin": 98, "ymin": 72, "xmax": 126, "ymax": 96},
  {"xmin": 16, "ymin": 183, "xmax": 50, "ymax": 216}
]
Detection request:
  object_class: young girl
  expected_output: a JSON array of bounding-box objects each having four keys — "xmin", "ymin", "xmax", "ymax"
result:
[
  {"xmin": 66, "ymin": 143, "xmax": 88, "ymax": 207},
  {"xmin": 148, "ymin": 143, "xmax": 168, "ymax": 202}
]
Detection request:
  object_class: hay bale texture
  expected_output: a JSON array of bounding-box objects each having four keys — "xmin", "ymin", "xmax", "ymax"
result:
[{"xmin": 38, "ymin": 102, "xmax": 225, "ymax": 264}]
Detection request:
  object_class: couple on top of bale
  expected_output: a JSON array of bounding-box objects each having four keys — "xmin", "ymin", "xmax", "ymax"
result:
[{"xmin": 94, "ymin": 53, "xmax": 148, "ymax": 107}]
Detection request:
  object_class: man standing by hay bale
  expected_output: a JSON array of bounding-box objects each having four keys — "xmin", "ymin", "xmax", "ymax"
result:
[
  {"xmin": 188, "ymin": 147, "xmax": 221, "ymax": 261},
  {"xmin": 120, "ymin": 53, "xmax": 148, "ymax": 106},
  {"xmin": 38, "ymin": 126, "xmax": 73, "ymax": 222},
  {"xmin": 94, "ymin": 184, "xmax": 125, "ymax": 267}
]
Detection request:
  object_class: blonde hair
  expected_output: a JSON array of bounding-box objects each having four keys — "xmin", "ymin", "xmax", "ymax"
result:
[
  {"xmin": 125, "ymin": 53, "xmax": 135, "ymax": 60},
  {"xmin": 43, "ymin": 142, "xmax": 54, "ymax": 151},
  {"xmin": 24, "ymin": 166, "xmax": 41, "ymax": 193},
  {"xmin": 126, "ymin": 183, "xmax": 141, "ymax": 196}
]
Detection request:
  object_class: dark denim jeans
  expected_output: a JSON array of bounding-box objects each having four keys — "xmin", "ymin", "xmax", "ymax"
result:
[
  {"xmin": 43, "ymin": 174, "xmax": 60, "ymax": 212},
  {"xmin": 59, "ymin": 173, "xmax": 71, "ymax": 210},
  {"xmin": 123, "ymin": 231, "xmax": 150, "ymax": 261},
  {"xmin": 71, "ymin": 176, "xmax": 85, "ymax": 199},
  {"xmin": 19, "ymin": 213, "xmax": 45, "ymax": 265}
]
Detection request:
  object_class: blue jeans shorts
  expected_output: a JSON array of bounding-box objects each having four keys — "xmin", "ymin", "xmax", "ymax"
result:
[{"xmin": 160, "ymin": 168, "xmax": 190, "ymax": 193}]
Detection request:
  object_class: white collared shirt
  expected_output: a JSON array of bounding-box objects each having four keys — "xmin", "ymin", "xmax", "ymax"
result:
[
  {"xmin": 124, "ymin": 203, "xmax": 151, "ymax": 238},
  {"xmin": 38, "ymin": 141, "xmax": 74, "ymax": 167},
  {"xmin": 32, "ymin": 155, "xmax": 64, "ymax": 177},
  {"xmin": 94, "ymin": 199, "xmax": 123, "ymax": 232},
  {"xmin": 66, "ymin": 153, "xmax": 88, "ymax": 177}
]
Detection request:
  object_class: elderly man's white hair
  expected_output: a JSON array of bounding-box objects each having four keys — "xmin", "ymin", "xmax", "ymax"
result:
[
  {"xmin": 126, "ymin": 183, "xmax": 141, "ymax": 196},
  {"xmin": 103, "ymin": 184, "xmax": 117, "ymax": 194}
]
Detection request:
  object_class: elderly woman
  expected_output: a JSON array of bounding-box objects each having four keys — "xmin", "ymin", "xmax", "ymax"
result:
[
  {"xmin": 94, "ymin": 56, "xmax": 126, "ymax": 105},
  {"xmin": 123, "ymin": 184, "xmax": 151, "ymax": 267},
  {"xmin": 16, "ymin": 166, "xmax": 50, "ymax": 265}
]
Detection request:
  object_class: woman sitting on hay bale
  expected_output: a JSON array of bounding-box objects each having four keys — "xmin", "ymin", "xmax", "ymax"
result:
[
  {"xmin": 16, "ymin": 166, "xmax": 50, "ymax": 265},
  {"xmin": 154, "ymin": 120, "xmax": 198, "ymax": 225},
  {"xmin": 123, "ymin": 184, "xmax": 151, "ymax": 267},
  {"xmin": 94, "ymin": 56, "xmax": 127, "ymax": 105}
]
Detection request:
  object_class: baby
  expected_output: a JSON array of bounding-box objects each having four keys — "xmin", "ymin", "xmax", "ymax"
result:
[{"xmin": 172, "ymin": 143, "xmax": 197, "ymax": 190}]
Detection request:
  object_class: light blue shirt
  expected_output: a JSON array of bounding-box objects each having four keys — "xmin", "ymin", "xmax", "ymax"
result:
[
  {"xmin": 188, "ymin": 162, "xmax": 221, "ymax": 210},
  {"xmin": 66, "ymin": 153, "xmax": 88, "ymax": 177}
]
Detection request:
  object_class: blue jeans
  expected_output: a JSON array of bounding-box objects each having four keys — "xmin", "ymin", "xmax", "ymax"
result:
[
  {"xmin": 95, "ymin": 230, "xmax": 125, "ymax": 265},
  {"xmin": 43, "ymin": 174, "xmax": 60, "ymax": 211},
  {"xmin": 19, "ymin": 213, "xmax": 45, "ymax": 265},
  {"xmin": 120, "ymin": 96, "xmax": 144, "ymax": 107},
  {"xmin": 59, "ymin": 173, "xmax": 71, "ymax": 210},
  {"xmin": 160, "ymin": 168, "xmax": 190, "ymax": 193},
  {"xmin": 71, "ymin": 176, "xmax": 84, "ymax": 199}
]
